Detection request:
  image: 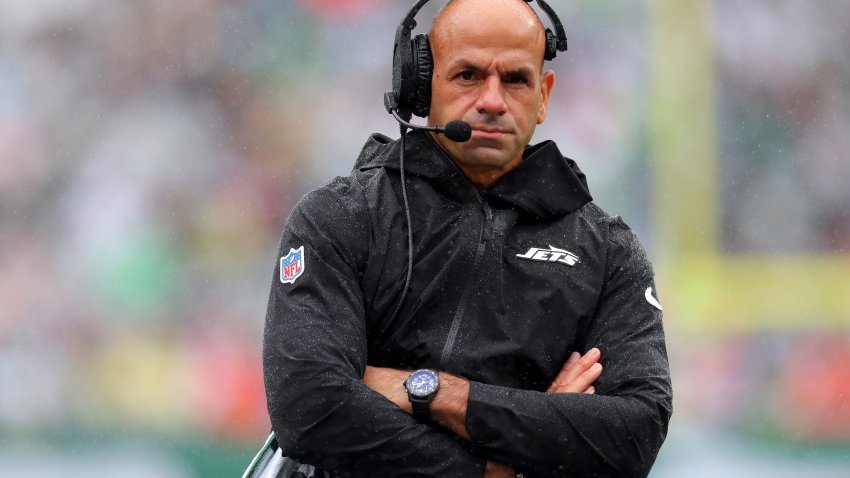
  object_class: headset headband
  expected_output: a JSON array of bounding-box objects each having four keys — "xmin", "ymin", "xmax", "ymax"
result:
[
  {"xmin": 397, "ymin": 0, "xmax": 568, "ymax": 53},
  {"xmin": 533, "ymin": 0, "xmax": 569, "ymax": 53}
]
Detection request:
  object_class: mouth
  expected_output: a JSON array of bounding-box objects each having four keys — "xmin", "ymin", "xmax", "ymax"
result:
[{"xmin": 470, "ymin": 126, "xmax": 511, "ymax": 140}]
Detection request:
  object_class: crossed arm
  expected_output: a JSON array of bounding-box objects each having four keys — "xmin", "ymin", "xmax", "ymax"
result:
[
  {"xmin": 364, "ymin": 348, "xmax": 604, "ymax": 477},
  {"xmin": 268, "ymin": 191, "xmax": 671, "ymax": 477}
]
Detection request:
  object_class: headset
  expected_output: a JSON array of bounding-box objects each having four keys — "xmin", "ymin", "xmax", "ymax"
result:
[{"xmin": 384, "ymin": 0, "xmax": 569, "ymax": 123}]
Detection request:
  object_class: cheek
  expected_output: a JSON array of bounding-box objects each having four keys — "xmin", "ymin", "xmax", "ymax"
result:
[
  {"xmin": 430, "ymin": 86, "xmax": 462, "ymax": 118},
  {"xmin": 511, "ymin": 96, "xmax": 541, "ymax": 126}
]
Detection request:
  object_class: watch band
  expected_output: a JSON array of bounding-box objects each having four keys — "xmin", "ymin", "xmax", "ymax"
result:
[{"xmin": 411, "ymin": 396, "xmax": 432, "ymax": 422}]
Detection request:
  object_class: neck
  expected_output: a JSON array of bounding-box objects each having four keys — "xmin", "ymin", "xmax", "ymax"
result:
[
  {"xmin": 428, "ymin": 134, "xmax": 524, "ymax": 190},
  {"xmin": 455, "ymin": 154, "xmax": 524, "ymax": 190}
]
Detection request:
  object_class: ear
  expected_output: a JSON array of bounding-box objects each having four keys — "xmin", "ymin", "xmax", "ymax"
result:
[{"xmin": 536, "ymin": 70, "xmax": 556, "ymax": 124}]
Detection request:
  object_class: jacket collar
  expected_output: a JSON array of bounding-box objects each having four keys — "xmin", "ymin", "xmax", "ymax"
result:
[{"xmin": 354, "ymin": 129, "xmax": 592, "ymax": 220}]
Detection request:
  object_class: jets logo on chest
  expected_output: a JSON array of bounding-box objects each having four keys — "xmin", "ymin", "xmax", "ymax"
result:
[{"xmin": 516, "ymin": 245, "xmax": 579, "ymax": 266}]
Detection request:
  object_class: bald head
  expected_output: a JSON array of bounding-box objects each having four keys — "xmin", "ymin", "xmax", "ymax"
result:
[{"xmin": 431, "ymin": 0, "xmax": 548, "ymax": 67}]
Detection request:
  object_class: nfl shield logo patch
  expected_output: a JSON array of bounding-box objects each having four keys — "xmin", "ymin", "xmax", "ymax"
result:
[{"xmin": 280, "ymin": 246, "xmax": 305, "ymax": 284}]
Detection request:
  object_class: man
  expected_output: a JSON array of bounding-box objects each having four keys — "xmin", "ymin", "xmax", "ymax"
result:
[{"xmin": 263, "ymin": 0, "xmax": 672, "ymax": 476}]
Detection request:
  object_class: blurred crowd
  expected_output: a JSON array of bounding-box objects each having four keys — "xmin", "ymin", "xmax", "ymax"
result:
[
  {"xmin": 0, "ymin": 0, "xmax": 848, "ymax": 472},
  {"xmin": 0, "ymin": 0, "xmax": 341, "ymax": 442},
  {"xmin": 715, "ymin": 0, "xmax": 850, "ymax": 253}
]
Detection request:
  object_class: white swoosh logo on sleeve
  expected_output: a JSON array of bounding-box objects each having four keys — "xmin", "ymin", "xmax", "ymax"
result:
[{"xmin": 645, "ymin": 287, "xmax": 663, "ymax": 311}]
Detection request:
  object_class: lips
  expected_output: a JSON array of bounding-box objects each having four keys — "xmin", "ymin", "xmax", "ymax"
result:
[{"xmin": 470, "ymin": 125, "xmax": 511, "ymax": 140}]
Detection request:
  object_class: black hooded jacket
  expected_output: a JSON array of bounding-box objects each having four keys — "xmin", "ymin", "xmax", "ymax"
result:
[{"xmin": 263, "ymin": 130, "xmax": 672, "ymax": 477}]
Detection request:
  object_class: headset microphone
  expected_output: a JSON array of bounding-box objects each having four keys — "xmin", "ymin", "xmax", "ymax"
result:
[
  {"xmin": 390, "ymin": 109, "xmax": 472, "ymax": 143},
  {"xmin": 441, "ymin": 120, "xmax": 473, "ymax": 142}
]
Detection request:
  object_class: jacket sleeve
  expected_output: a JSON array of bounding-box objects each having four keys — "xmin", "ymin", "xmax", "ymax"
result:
[
  {"xmin": 263, "ymin": 179, "xmax": 486, "ymax": 477},
  {"xmin": 463, "ymin": 217, "xmax": 673, "ymax": 477}
]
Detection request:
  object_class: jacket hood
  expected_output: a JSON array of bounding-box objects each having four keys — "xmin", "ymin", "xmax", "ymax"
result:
[{"xmin": 353, "ymin": 129, "xmax": 593, "ymax": 220}]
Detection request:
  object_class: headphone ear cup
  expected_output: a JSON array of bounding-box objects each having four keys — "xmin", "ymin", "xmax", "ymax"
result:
[
  {"xmin": 544, "ymin": 28, "xmax": 558, "ymax": 61},
  {"xmin": 410, "ymin": 34, "xmax": 434, "ymax": 118}
]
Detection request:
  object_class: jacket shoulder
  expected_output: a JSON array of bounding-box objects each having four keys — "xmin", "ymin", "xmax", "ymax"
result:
[
  {"xmin": 290, "ymin": 131, "xmax": 403, "ymax": 244},
  {"xmin": 577, "ymin": 202, "xmax": 655, "ymax": 279},
  {"xmin": 295, "ymin": 175, "xmax": 367, "ymax": 219},
  {"xmin": 286, "ymin": 175, "xmax": 372, "ymax": 260},
  {"xmin": 352, "ymin": 132, "xmax": 397, "ymax": 172}
]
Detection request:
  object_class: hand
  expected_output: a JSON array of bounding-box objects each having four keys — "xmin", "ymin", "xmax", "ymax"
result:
[
  {"xmin": 484, "ymin": 460, "xmax": 515, "ymax": 478},
  {"xmin": 547, "ymin": 348, "xmax": 603, "ymax": 394},
  {"xmin": 363, "ymin": 365, "xmax": 413, "ymax": 413}
]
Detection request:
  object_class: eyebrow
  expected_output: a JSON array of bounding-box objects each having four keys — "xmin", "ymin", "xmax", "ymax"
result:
[
  {"xmin": 450, "ymin": 60, "xmax": 484, "ymax": 73},
  {"xmin": 450, "ymin": 60, "xmax": 537, "ymax": 78},
  {"xmin": 504, "ymin": 67, "xmax": 536, "ymax": 78}
]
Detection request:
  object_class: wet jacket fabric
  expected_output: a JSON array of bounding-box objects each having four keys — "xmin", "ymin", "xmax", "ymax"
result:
[{"xmin": 263, "ymin": 130, "xmax": 672, "ymax": 477}]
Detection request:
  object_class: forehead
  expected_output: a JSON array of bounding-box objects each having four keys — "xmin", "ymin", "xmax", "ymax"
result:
[
  {"xmin": 435, "ymin": 44, "xmax": 542, "ymax": 75},
  {"xmin": 429, "ymin": 0, "xmax": 546, "ymax": 66}
]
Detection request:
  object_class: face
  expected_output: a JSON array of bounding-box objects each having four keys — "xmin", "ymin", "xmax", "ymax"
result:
[{"xmin": 428, "ymin": 0, "xmax": 555, "ymax": 177}]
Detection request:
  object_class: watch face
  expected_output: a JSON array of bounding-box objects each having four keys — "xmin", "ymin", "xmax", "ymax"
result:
[{"xmin": 406, "ymin": 370, "xmax": 439, "ymax": 397}]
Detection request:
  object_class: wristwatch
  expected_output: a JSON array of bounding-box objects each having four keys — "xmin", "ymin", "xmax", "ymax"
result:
[{"xmin": 404, "ymin": 369, "xmax": 440, "ymax": 423}]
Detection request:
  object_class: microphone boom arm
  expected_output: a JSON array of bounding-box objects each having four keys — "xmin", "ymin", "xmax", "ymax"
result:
[{"xmin": 390, "ymin": 110, "xmax": 471, "ymax": 143}]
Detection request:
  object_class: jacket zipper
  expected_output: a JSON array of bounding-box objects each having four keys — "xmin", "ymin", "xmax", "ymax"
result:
[{"xmin": 439, "ymin": 201, "xmax": 493, "ymax": 369}]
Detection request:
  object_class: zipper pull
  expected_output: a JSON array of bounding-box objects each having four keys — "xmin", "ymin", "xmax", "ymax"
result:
[{"xmin": 482, "ymin": 204, "xmax": 494, "ymax": 242}]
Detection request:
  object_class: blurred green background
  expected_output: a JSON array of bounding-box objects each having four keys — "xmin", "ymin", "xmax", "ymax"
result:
[{"xmin": 1, "ymin": 0, "xmax": 849, "ymax": 476}]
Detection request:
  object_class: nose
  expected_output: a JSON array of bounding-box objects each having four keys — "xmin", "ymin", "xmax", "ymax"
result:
[{"xmin": 475, "ymin": 75, "xmax": 507, "ymax": 118}]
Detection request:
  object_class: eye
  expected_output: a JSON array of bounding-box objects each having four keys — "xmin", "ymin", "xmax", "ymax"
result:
[
  {"xmin": 505, "ymin": 73, "xmax": 529, "ymax": 85},
  {"xmin": 457, "ymin": 70, "xmax": 475, "ymax": 81}
]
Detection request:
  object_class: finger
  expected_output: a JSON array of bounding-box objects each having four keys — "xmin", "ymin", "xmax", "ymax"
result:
[
  {"xmin": 574, "ymin": 362, "xmax": 603, "ymax": 393},
  {"xmin": 577, "ymin": 348, "xmax": 601, "ymax": 369},
  {"xmin": 583, "ymin": 386, "xmax": 595, "ymax": 395},
  {"xmin": 547, "ymin": 352, "xmax": 580, "ymax": 392},
  {"xmin": 565, "ymin": 351, "xmax": 581, "ymax": 368},
  {"xmin": 551, "ymin": 362, "xmax": 603, "ymax": 394},
  {"xmin": 548, "ymin": 349, "xmax": 597, "ymax": 392},
  {"xmin": 559, "ymin": 363, "xmax": 602, "ymax": 394},
  {"xmin": 551, "ymin": 348, "xmax": 601, "ymax": 391}
]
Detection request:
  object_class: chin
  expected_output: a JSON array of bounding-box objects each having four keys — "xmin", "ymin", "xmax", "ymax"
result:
[{"xmin": 455, "ymin": 146, "xmax": 515, "ymax": 169}]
